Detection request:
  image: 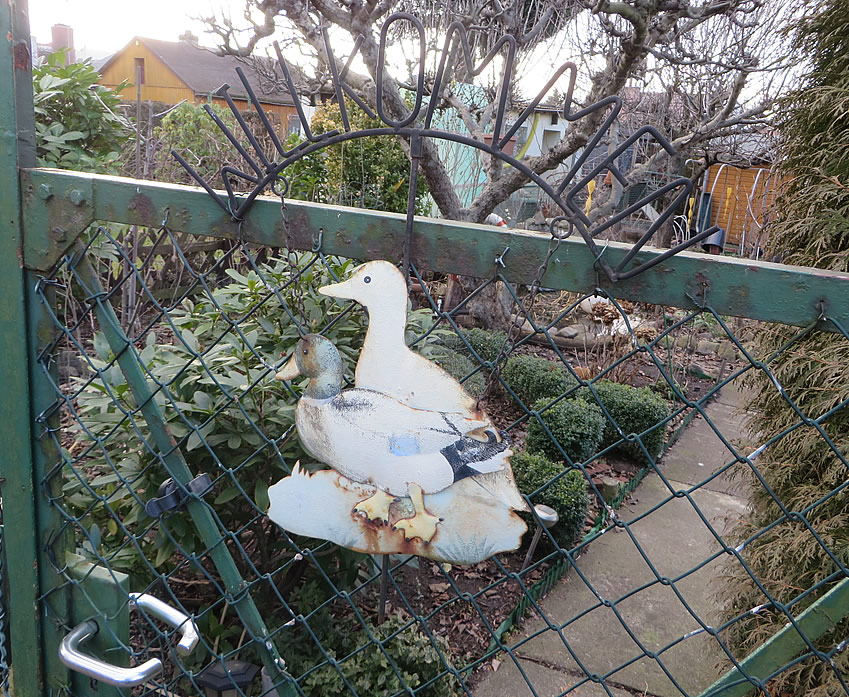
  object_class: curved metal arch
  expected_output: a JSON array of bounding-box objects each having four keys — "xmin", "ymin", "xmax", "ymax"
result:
[{"xmin": 171, "ymin": 11, "xmax": 718, "ymax": 282}]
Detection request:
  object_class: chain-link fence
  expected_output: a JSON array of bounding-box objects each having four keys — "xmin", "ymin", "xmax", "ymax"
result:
[{"xmin": 24, "ymin": 214, "xmax": 849, "ymax": 697}]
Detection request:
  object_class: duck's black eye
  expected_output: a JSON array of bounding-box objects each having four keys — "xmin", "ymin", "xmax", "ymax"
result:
[
  {"xmin": 302, "ymin": 349, "xmax": 308, "ymax": 355},
  {"xmin": 363, "ymin": 276, "xmax": 371, "ymax": 284}
]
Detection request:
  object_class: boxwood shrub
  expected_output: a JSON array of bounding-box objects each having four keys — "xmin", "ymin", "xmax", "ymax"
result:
[
  {"xmin": 577, "ymin": 380, "xmax": 670, "ymax": 463},
  {"xmin": 431, "ymin": 347, "xmax": 486, "ymax": 398},
  {"xmin": 501, "ymin": 354, "xmax": 577, "ymax": 407},
  {"xmin": 280, "ymin": 582, "xmax": 459, "ymax": 697},
  {"xmin": 511, "ymin": 451, "xmax": 590, "ymax": 547},
  {"xmin": 443, "ymin": 327, "xmax": 508, "ymax": 364},
  {"xmin": 525, "ymin": 397, "xmax": 605, "ymax": 463}
]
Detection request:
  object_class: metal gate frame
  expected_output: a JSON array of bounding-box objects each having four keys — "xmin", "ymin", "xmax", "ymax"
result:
[{"xmin": 3, "ymin": 2, "xmax": 849, "ymax": 695}]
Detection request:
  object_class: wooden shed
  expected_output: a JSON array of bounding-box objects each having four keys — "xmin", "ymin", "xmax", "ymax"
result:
[
  {"xmin": 98, "ymin": 36, "xmax": 301, "ymax": 127},
  {"xmin": 703, "ymin": 164, "xmax": 783, "ymax": 255}
]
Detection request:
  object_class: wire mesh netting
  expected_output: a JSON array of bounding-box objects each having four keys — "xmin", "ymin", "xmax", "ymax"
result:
[{"xmin": 29, "ymin": 219, "xmax": 849, "ymax": 697}]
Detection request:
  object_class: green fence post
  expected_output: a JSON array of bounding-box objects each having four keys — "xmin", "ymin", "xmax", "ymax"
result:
[
  {"xmin": 700, "ymin": 578, "xmax": 849, "ymax": 697},
  {"xmin": 27, "ymin": 271, "xmax": 77, "ymax": 694},
  {"xmin": 0, "ymin": 1, "xmax": 53, "ymax": 695}
]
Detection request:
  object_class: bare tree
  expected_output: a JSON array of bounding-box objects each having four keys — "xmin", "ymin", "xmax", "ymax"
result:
[{"xmin": 199, "ymin": 0, "xmax": 793, "ymax": 228}]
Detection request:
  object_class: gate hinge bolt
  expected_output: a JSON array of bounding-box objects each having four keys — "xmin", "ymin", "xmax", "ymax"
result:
[
  {"xmin": 37, "ymin": 183, "xmax": 53, "ymax": 200},
  {"xmin": 70, "ymin": 189, "xmax": 86, "ymax": 206}
]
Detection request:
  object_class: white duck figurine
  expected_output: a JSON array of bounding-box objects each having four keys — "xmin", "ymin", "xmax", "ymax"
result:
[
  {"xmin": 319, "ymin": 260, "xmax": 528, "ymax": 519},
  {"xmin": 275, "ymin": 334, "xmax": 511, "ymax": 543},
  {"xmin": 319, "ymin": 261, "xmax": 488, "ymax": 422}
]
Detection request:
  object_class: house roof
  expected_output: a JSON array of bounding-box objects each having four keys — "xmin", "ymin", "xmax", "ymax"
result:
[{"xmin": 99, "ymin": 37, "xmax": 303, "ymax": 106}]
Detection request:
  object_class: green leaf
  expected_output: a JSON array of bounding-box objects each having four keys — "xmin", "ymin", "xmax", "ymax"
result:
[
  {"xmin": 154, "ymin": 541, "xmax": 174, "ymax": 567},
  {"xmin": 181, "ymin": 329, "xmax": 199, "ymax": 353},
  {"xmin": 139, "ymin": 343, "xmax": 155, "ymax": 366},
  {"xmin": 213, "ymin": 486, "xmax": 242, "ymax": 505},
  {"xmin": 193, "ymin": 390, "xmax": 213, "ymax": 411},
  {"xmin": 93, "ymin": 331, "xmax": 110, "ymax": 361},
  {"xmin": 256, "ymin": 317, "xmax": 276, "ymax": 335},
  {"xmin": 254, "ymin": 480, "xmax": 270, "ymax": 511},
  {"xmin": 224, "ymin": 268, "xmax": 249, "ymax": 284},
  {"xmin": 38, "ymin": 74, "xmax": 70, "ymax": 90},
  {"xmin": 186, "ymin": 430, "xmax": 203, "ymax": 451}
]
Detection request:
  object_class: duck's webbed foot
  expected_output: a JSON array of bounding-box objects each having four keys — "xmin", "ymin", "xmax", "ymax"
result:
[
  {"xmin": 392, "ymin": 483, "xmax": 442, "ymax": 545},
  {"xmin": 353, "ymin": 488, "xmax": 396, "ymax": 525}
]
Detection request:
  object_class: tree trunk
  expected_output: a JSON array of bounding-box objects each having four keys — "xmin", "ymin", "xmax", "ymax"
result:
[{"xmin": 444, "ymin": 275, "xmax": 513, "ymax": 330}]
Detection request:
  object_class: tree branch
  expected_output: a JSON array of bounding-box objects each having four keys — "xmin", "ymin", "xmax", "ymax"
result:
[{"xmin": 202, "ymin": 0, "xmax": 789, "ymax": 230}]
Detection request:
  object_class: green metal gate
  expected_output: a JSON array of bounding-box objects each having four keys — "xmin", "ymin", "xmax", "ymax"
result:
[{"xmin": 3, "ymin": 3, "xmax": 849, "ymax": 697}]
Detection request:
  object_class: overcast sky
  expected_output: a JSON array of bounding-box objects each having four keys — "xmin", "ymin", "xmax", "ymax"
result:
[
  {"xmin": 29, "ymin": 0, "xmax": 240, "ymax": 59},
  {"xmin": 24, "ymin": 1, "xmax": 603, "ymax": 101}
]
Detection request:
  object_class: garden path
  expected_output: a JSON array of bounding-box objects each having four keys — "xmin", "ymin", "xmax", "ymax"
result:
[{"xmin": 474, "ymin": 380, "xmax": 754, "ymax": 697}]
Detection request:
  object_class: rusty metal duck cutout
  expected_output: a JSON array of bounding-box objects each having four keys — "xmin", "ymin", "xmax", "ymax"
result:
[
  {"xmin": 275, "ymin": 334, "xmax": 509, "ymax": 543},
  {"xmin": 267, "ymin": 261, "xmax": 528, "ymax": 564}
]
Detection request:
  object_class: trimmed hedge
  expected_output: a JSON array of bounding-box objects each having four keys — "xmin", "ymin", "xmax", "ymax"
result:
[
  {"xmin": 525, "ymin": 397, "xmax": 605, "ymax": 463},
  {"xmin": 511, "ymin": 451, "xmax": 590, "ymax": 547},
  {"xmin": 577, "ymin": 380, "xmax": 669, "ymax": 463},
  {"xmin": 443, "ymin": 328, "xmax": 508, "ymax": 364},
  {"xmin": 431, "ymin": 348, "xmax": 486, "ymax": 398},
  {"xmin": 280, "ymin": 582, "xmax": 459, "ymax": 697},
  {"xmin": 501, "ymin": 354, "xmax": 577, "ymax": 407}
]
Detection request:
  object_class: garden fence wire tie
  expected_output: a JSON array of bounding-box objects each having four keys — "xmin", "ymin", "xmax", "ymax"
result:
[
  {"xmin": 34, "ymin": 276, "xmax": 66, "ymax": 292},
  {"xmin": 226, "ymin": 196, "xmax": 245, "ymax": 226},
  {"xmin": 593, "ymin": 240, "xmax": 611, "ymax": 287},
  {"xmin": 144, "ymin": 474, "xmax": 213, "ymax": 518},
  {"xmin": 312, "ymin": 228, "xmax": 324, "ymax": 254},
  {"xmin": 160, "ymin": 208, "xmax": 170, "ymax": 229},
  {"xmin": 84, "ymin": 290, "xmax": 109, "ymax": 305},
  {"xmin": 495, "ymin": 246, "xmax": 510, "ymax": 269}
]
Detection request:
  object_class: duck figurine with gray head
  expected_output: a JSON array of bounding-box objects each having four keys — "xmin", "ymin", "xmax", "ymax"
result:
[{"xmin": 276, "ymin": 334, "xmax": 511, "ymax": 543}]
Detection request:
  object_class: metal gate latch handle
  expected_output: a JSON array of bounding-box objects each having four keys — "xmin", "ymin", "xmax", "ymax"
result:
[{"xmin": 59, "ymin": 592, "xmax": 199, "ymax": 687}]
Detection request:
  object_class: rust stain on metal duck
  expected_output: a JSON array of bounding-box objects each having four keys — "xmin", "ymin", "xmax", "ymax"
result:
[{"xmin": 269, "ymin": 464, "xmax": 526, "ymax": 563}]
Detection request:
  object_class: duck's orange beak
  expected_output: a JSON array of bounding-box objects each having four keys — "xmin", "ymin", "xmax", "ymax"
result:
[{"xmin": 275, "ymin": 354, "xmax": 300, "ymax": 381}]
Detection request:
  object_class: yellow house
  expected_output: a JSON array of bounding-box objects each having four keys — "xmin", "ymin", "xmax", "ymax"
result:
[{"xmin": 98, "ymin": 35, "xmax": 301, "ymax": 128}]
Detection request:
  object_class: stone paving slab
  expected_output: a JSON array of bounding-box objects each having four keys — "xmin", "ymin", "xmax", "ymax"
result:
[
  {"xmin": 661, "ymin": 381, "xmax": 755, "ymax": 498},
  {"xmin": 506, "ymin": 477, "xmax": 748, "ymax": 697},
  {"xmin": 474, "ymin": 383, "xmax": 752, "ymax": 697},
  {"xmin": 473, "ymin": 656, "xmax": 634, "ymax": 697}
]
